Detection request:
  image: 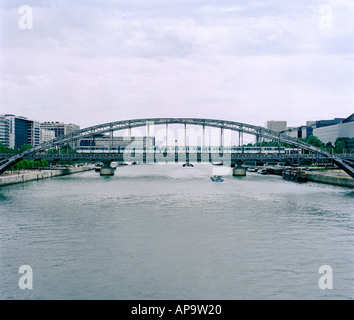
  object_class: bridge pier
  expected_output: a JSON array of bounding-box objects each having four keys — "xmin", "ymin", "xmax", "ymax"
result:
[
  {"xmin": 233, "ymin": 160, "xmax": 246, "ymax": 176},
  {"xmin": 100, "ymin": 161, "xmax": 115, "ymax": 176}
]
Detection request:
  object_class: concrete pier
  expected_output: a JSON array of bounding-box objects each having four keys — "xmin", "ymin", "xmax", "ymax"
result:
[
  {"xmin": 233, "ymin": 160, "xmax": 246, "ymax": 176},
  {"xmin": 99, "ymin": 166, "xmax": 115, "ymax": 176},
  {"xmin": 233, "ymin": 162, "xmax": 246, "ymax": 176},
  {"xmin": 233, "ymin": 167, "xmax": 246, "ymax": 176}
]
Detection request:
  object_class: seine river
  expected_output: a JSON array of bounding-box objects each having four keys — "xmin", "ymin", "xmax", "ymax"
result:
[{"xmin": 0, "ymin": 164, "xmax": 353, "ymax": 300}]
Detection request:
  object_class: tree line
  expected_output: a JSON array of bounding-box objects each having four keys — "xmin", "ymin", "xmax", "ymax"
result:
[
  {"xmin": 0, "ymin": 142, "xmax": 76, "ymax": 171},
  {"xmin": 248, "ymin": 135, "xmax": 348, "ymax": 153}
]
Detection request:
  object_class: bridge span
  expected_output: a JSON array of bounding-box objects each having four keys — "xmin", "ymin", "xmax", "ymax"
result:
[
  {"xmin": 0, "ymin": 118, "xmax": 353, "ymax": 178},
  {"xmin": 3, "ymin": 151, "xmax": 352, "ymax": 166}
]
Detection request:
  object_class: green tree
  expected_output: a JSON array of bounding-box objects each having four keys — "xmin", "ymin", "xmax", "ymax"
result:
[
  {"xmin": 20, "ymin": 144, "xmax": 33, "ymax": 152},
  {"xmin": 325, "ymin": 142, "xmax": 333, "ymax": 149},
  {"xmin": 307, "ymin": 135, "xmax": 323, "ymax": 148},
  {"xmin": 335, "ymin": 140, "xmax": 345, "ymax": 153},
  {"xmin": 0, "ymin": 142, "xmax": 16, "ymax": 154},
  {"xmin": 40, "ymin": 159, "xmax": 48, "ymax": 167}
]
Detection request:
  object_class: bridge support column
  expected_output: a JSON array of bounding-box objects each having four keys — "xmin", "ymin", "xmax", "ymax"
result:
[
  {"xmin": 233, "ymin": 160, "xmax": 246, "ymax": 176},
  {"xmin": 100, "ymin": 161, "xmax": 115, "ymax": 176}
]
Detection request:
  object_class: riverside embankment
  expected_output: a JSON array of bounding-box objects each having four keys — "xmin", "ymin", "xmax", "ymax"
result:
[
  {"xmin": 305, "ymin": 170, "xmax": 354, "ymax": 188},
  {"xmin": 0, "ymin": 165, "xmax": 95, "ymax": 187},
  {"xmin": 260, "ymin": 166, "xmax": 354, "ymax": 188}
]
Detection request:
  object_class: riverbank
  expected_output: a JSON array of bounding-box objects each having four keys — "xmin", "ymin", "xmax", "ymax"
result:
[
  {"xmin": 262, "ymin": 166, "xmax": 354, "ymax": 188},
  {"xmin": 0, "ymin": 165, "xmax": 95, "ymax": 187},
  {"xmin": 305, "ymin": 170, "xmax": 354, "ymax": 188}
]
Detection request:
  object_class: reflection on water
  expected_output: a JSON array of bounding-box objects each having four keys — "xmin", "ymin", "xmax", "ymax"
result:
[{"xmin": 0, "ymin": 164, "xmax": 353, "ymax": 300}]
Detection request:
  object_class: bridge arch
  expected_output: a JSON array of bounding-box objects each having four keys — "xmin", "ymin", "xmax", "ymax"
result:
[{"xmin": 0, "ymin": 118, "xmax": 353, "ymax": 178}]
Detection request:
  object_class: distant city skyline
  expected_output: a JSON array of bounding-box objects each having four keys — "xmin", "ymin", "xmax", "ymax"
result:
[{"xmin": 1, "ymin": 1, "xmax": 353, "ymax": 129}]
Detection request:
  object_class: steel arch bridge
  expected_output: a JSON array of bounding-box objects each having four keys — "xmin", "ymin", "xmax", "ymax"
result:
[{"xmin": 1, "ymin": 118, "xmax": 353, "ymax": 178}]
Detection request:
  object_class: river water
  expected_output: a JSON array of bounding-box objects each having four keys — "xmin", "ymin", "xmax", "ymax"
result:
[{"xmin": 0, "ymin": 164, "xmax": 353, "ymax": 300}]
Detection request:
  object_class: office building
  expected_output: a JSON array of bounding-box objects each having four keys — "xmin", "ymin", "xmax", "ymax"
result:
[
  {"xmin": 257, "ymin": 120, "xmax": 288, "ymax": 143},
  {"xmin": 40, "ymin": 122, "xmax": 80, "ymax": 138},
  {"xmin": 2, "ymin": 114, "xmax": 40, "ymax": 149},
  {"xmin": 40, "ymin": 129, "xmax": 56, "ymax": 143},
  {"xmin": 265, "ymin": 121, "xmax": 287, "ymax": 132},
  {"xmin": 0, "ymin": 115, "xmax": 10, "ymax": 148},
  {"xmin": 313, "ymin": 113, "xmax": 354, "ymax": 149}
]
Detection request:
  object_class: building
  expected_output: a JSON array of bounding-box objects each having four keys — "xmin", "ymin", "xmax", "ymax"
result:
[
  {"xmin": 28, "ymin": 120, "xmax": 40, "ymax": 148},
  {"xmin": 1, "ymin": 114, "xmax": 40, "ymax": 149},
  {"xmin": 40, "ymin": 122, "xmax": 80, "ymax": 139},
  {"xmin": 282, "ymin": 117, "xmax": 349, "ymax": 141},
  {"xmin": 282, "ymin": 127, "xmax": 300, "ymax": 139},
  {"xmin": 40, "ymin": 129, "xmax": 56, "ymax": 143},
  {"xmin": 313, "ymin": 118, "xmax": 345, "ymax": 129},
  {"xmin": 313, "ymin": 113, "xmax": 354, "ymax": 149},
  {"xmin": 265, "ymin": 120, "xmax": 287, "ymax": 132},
  {"xmin": 0, "ymin": 115, "xmax": 10, "ymax": 148},
  {"xmin": 257, "ymin": 120, "xmax": 288, "ymax": 143},
  {"xmin": 305, "ymin": 121, "xmax": 316, "ymax": 138}
]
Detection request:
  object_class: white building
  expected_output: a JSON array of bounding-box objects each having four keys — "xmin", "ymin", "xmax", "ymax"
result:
[
  {"xmin": 313, "ymin": 113, "xmax": 354, "ymax": 148},
  {"xmin": 0, "ymin": 115, "xmax": 10, "ymax": 148},
  {"xmin": 40, "ymin": 129, "xmax": 56, "ymax": 143},
  {"xmin": 40, "ymin": 122, "xmax": 80, "ymax": 138},
  {"xmin": 265, "ymin": 120, "xmax": 287, "ymax": 132},
  {"xmin": 257, "ymin": 120, "xmax": 288, "ymax": 143}
]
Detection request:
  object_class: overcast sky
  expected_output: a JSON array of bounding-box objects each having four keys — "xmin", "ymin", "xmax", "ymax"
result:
[{"xmin": 0, "ymin": 0, "xmax": 353, "ymax": 129}]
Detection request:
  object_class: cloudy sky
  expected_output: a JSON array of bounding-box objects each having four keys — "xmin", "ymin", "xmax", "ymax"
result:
[{"xmin": 0, "ymin": 0, "xmax": 353, "ymax": 129}]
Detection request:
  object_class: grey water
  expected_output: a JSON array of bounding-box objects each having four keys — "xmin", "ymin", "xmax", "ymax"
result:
[{"xmin": 0, "ymin": 164, "xmax": 353, "ymax": 300}]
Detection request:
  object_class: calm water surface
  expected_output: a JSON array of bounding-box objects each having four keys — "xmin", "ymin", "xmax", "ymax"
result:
[{"xmin": 0, "ymin": 164, "xmax": 353, "ymax": 299}]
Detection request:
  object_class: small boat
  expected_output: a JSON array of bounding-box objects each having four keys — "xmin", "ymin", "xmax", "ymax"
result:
[
  {"xmin": 257, "ymin": 168, "xmax": 268, "ymax": 175},
  {"xmin": 282, "ymin": 169, "xmax": 308, "ymax": 182},
  {"xmin": 212, "ymin": 162, "xmax": 223, "ymax": 166},
  {"xmin": 210, "ymin": 175, "xmax": 224, "ymax": 182},
  {"xmin": 183, "ymin": 163, "xmax": 194, "ymax": 167},
  {"xmin": 247, "ymin": 167, "xmax": 258, "ymax": 172}
]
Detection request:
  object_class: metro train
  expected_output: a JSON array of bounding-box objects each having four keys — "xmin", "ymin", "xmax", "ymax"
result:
[{"xmin": 76, "ymin": 146, "xmax": 302, "ymax": 154}]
